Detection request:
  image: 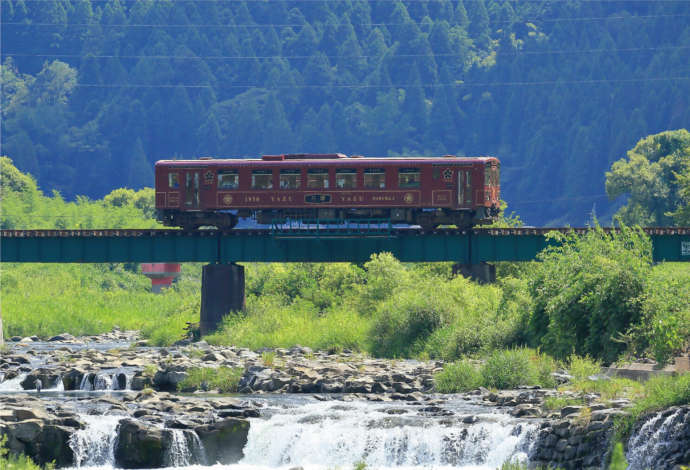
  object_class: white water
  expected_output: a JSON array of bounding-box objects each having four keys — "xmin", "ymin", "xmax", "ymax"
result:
[
  {"xmin": 69, "ymin": 414, "xmax": 124, "ymax": 467},
  {"xmin": 240, "ymin": 400, "xmax": 535, "ymax": 470},
  {"xmin": 626, "ymin": 408, "xmax": 684, "ymax": 470},
  {"xmin": 168, "ymin": 429, "xmax": 194, "ymax": 467},
  {"xmin": 0, "ymin": 373, "xmax": 26, "ymax": 391}
]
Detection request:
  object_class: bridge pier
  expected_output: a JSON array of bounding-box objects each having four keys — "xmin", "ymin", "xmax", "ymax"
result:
[
  {"xmin": 453, "ymin": 262, "xmax": 496, "ymax": 284},
  {"xmin": 200, "ymin": 263, "xmax": 245, "ymax": 335}
]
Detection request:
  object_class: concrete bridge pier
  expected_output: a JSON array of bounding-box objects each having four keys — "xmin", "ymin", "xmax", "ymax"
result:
[
  {"xmin": 453, "ymin": 262, "xmax": 496, "ymax": 284},
  {"xmin": 200, "ymin": 263, "xmax": 245, "ymax": 335}
]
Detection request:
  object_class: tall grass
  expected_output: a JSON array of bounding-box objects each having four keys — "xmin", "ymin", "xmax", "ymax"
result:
[
  {"xmin": 2, "ymin": 263, "xmax": 200, "ymax": 344},
  {"xmin": 205, "ymin": 296, "xmax": 372, "ymax": 352},
  {"xmin": 435, "ymin": 348, "xmax": 558, "ymax": 392}
]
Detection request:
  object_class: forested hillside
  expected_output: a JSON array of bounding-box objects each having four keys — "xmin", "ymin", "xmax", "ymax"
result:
[{"xmin": 2, "ymin": 0, "xmax": 689, "ymax": 224}]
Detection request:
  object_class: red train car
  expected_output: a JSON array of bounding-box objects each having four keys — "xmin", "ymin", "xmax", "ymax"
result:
[{"xmin": 154, "ymin": 154, "xmax": 500, "ymax": 230}]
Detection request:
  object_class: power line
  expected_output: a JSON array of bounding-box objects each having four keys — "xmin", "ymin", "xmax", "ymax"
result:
[
  {"xmin": 9, "ymin": 0, "xmax": 690, "ymax": 3},
  {"xmin": 64, "ymin": 76, "xmax": 690, "ymax": 89},
  {"xmin": 4, "ymin": 45, "xmax": 688, "ymax": 61},
  {"xmin": 3, "ymin": 13, "xmax": 689, "ymax": 29}
]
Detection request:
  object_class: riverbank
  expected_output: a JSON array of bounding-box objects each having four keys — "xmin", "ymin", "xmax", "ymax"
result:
[{"xmin": 1, "ymin": 331, "xmax": 689, "ymax": 470}]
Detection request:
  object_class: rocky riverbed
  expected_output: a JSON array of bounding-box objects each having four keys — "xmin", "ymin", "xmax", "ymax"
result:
[{"xmin": 1, "ymin": 330, "xmax": 689, "ymax": 469}]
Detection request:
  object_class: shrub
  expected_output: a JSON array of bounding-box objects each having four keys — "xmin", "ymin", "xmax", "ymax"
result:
[
  {"xmin": 434, "ymin": 360, "xmax": 482, "ymax": 393},
  {"xmin": 568, "ymin": 355, "xmax": 601, "ymax": 381},
  {"xmin": 177, "ymin": 367, "xmax": 243, "ymax": 393},
  {"xmin": 629, "ymin": 263, "xmax": 690, "ymax": 365},
  {"xmin": 480, "ymin": 348, "xmax": 537, "ymax": 389},
  {"xmin": 369, "ymin": 282, "xmax": 454, "ymax": 358},
  {"xmin": 527, "ymin": 224, "xmax": 652, "ymax": 363}
]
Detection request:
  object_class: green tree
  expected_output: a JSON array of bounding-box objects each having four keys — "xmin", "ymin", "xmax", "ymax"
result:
[{"xmin": 606, "ymin": 130, "xmax": 690, "ymax": 226}]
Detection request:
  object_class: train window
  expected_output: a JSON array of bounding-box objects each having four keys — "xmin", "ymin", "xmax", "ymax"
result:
[
  {"xmin": 168, "ymin": 173, "xmax": 179, "ymax": 189},
  {"xmin": 465, "ymin": 171, "xmax": 472, "ymax": 204},
  {"xmin": 252, "ymin": 170, "xmax": 273, "ymax": 189},
  {"xmin": 280, "ymin": 169, "xmax": 301, "ymax": 189},
  {"xmin": 218, "ymin": 170, "xmax": 239, "ymax": 190},
  {"xmin": 364, "ymin": 168, "xmax": 386, "ymax": 189},
  {"xmin": 307, "ymin": 169, "xmax": 329, "ymax": 189},
  {"xmin": 398, "ymin": 168, "xmax": 420, "ymax": 188},
  {"xmin": 336, "ymin": 169, "xmax": 357, "ymax": 189}
]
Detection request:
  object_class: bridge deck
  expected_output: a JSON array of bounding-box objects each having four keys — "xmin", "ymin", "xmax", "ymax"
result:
[{"xmin": 1, "ymin": 227, "xmax": 689, "ymax": 263}]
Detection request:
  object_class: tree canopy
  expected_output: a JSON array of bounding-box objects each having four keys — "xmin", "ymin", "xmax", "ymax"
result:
[
  {"xmin": 606, "ymin": 129, "xmax": 690, "ymax": 226},
  {"xmin": 2, "ymin": 0, "xmax": 689, "ymax": 224}
]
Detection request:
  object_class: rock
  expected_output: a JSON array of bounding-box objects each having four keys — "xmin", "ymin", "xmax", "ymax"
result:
[
  {"xmin": 114, "ymin": 419, "xmax": 165, "ymax": 468},
  {"xmin": 61, "ymin": 369, "xmax": 85, "ymax": 391},
  {"xmin": 153, "ymin": 369, "xmax": 190, "ymax": 392},
  {"xmin": 561, "ymin": 406, "xmax": 584, "ymax": 418},
  {"xmin": 48, "ymin": 333, "xmax": 75, "ymax": 342},
  {"xmin": 194, "ymin": 418, "xmax": 250, "ymax": 464},
  {"xmin": 130, "ymin": 372, "xmax": 153, "ymax": 391},
  {"xmin": 20, "ymin": 370, "xmax": 60, "ymax": 390}
]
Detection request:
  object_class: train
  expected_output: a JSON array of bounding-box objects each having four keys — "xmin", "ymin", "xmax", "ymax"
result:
[{"xmin": 154, "ymin": 153, "xmax": 500, "ymax": 230}]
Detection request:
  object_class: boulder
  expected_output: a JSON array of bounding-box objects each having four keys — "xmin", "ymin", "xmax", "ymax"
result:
[
  {"xmin": 20, "ymin": 370, "xmax": 60, "ymax": 390},
  {"xmin": 153, "ymin": 368, "xmax": 189, "ymax": 392},
  {"xmin": 0, "ymin": 420, "xmax": 75, "ymax": 467},
  {"xmin": 114, "ymin": 419, "xmax": 165, "ymax": 468},
  {"xmin": 194, "ymin": 418, "xmax": 250, "ymax": 464},
  {"xmin": 61, "ymin": 369, "xmax": 85, "ymax": 391}
]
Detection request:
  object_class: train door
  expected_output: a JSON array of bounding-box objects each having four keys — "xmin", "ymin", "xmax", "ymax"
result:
[
  {"xmin": 458, "ymin": 170, "xmax": 472, "ymax": 206},
  {"xmin": 184, "ymin": 171, "xmax": 200, "ymax": 209}
]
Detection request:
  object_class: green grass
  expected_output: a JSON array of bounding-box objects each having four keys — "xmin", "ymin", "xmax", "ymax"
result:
[
  {"xmin": 434, "ymin": 359, "xmax": 482, "ymax": 393},
  {"xmin": 615, "ymin": 373, "xmax": 690, "ymax": 439},
  {"xmin": 435, "ymin": 348, "xmax": 558, "ymax": 392},
  {"xmin": 205, "ymin": 297, "xmax": 372, "ymax": 352},
  {"xmin": 2, "ymin": 263, "xmax": 201, "ymax": 345},
  {"xmin": 542, "ymin": 395, "xmax": 585, "ymax": 411},
  {"xmin": 177, "ymin": 367, "xmax": 244, "ymax": 393}
]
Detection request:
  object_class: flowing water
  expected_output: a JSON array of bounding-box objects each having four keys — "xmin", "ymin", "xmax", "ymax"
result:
[{"xmin": 62, "ymin": 395, "xmax": 537, "ymax": 470}]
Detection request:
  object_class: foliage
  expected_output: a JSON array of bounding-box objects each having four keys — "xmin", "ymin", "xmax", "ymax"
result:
[
  {"xmin": 615, "ymin": 373, "xmax": 690, "ymax": 439},
  {"xmin": 606, "ymin": 130, "xmax": 690, "ymax": 226},
  {"xmin": 628, "ymin": 263, "xmax": 690, "ymax": 366},
  {"xmin": 567, "ymin": 355, "xmax": 602, "ymax": 382},
  {"xmin": 1, "ymin": 157, "xmax": 161, "ymax": 230},
  {"xmin": 434, "ymin": 359, "xmax": 482, "ymax": 393},
  {"xmin": 435, "ymin": 348, "xmax": 557, "ymax": 392},
  {"xmin": 1, "ymin": 262, "xmax": 201, "ymax": 343},
  {"xmin": 542, "ymin": 396, "xmax": 585, "ymax": 411},
  {"xmin": 526, "ymin": 224, "xmax": 653, "ymax": 363},
  {"xmin": 177, "ymin": 367, "xmax": 244, "ymax": 393},
  {"xmin": 205, "ymin": 297, "xmax": 371, "ymax": 352},
  {"xmin": 0, "ymin": 435, "xmax": 49, "ymax": 470},
  {"xmin": 481, "ymin": 348, "xmax": 542, "ymax": 389},
  {"xmin": 2, "ymin": 2, "xmax": 690, "ymax": 225},
  {"xmin": 607, "ymin": 442, "xmax": 628, "ymax": 470}
]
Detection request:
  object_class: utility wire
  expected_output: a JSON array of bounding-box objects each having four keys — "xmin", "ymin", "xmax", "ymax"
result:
[
  {"xmin": 3, "ymin": 13, "xmax": 689, "ymax": 28},
  {"xmin": 3, "ymin": 45, "xmax": 688, "ymax": 61},
  {"xmin": 62, "ymin": 76, "xmax": 690, "ymax": 89}
]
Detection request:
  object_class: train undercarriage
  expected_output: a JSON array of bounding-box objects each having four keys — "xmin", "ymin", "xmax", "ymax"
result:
[{"xmin": 157, "ymin": 206, "xmax": 499, "ymax": 231}]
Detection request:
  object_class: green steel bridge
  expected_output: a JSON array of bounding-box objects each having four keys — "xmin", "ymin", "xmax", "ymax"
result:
[
  {"xmin": 1, "ymin": 227, "xmax": 689, "ymax": 264},
  {"xmin": 3, "ymin": 226, "xmax": 688, "ymax": 333}
]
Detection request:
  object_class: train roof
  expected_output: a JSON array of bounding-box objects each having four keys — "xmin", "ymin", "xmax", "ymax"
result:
[{"xmin": 155, "ymin": 154, "xmax": 498, "ymax": 167}]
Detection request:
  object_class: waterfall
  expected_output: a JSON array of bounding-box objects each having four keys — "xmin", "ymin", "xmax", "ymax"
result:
[
  {"xmin": 0, "ymin": 373, "xmax": 27, "ymax": 391},
  {"xmin": 79, "ymin": 373, "xmax": 94, "ymax": 391},
  {"xmin": 626, "ymin": 408, "xmax": 686, "ymax": 470},
  {"xmin": 241, "ymin": 400, "xmax": 536, "ymax": 470},
  {"xmin": 94, "ymin": 374, "xmax": 112, "ymax": 390},
  {"xmin": 69, "ymin": 414, "xmax": 123, "ymax": 467},
  {"xmin": 165, "ymin": 429, "xmax": 206, "ymax": 467}
]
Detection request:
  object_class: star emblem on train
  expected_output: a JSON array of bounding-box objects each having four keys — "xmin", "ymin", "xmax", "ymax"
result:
[
  {"xmin": 204, "ymin": 171, "xmax": 214, "ymax": 184},
  {"xmin": 442, "ymin": 168, "xmax": 453, "ymax": 181}
]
